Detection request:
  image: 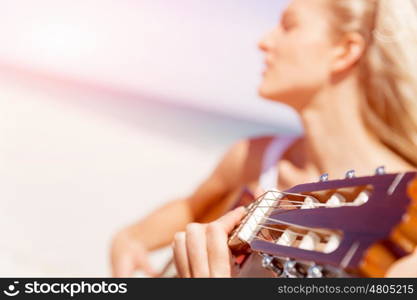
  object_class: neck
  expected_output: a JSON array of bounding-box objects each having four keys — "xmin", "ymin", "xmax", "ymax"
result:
[{"xmin": 297, "ymin": 76, "xmax": 411, "ymax": 178}]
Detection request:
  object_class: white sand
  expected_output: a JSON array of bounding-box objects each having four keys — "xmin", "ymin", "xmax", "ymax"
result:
[{"xmin": 0, "ymin": 77, "xmax": 229, "ymax": 277}]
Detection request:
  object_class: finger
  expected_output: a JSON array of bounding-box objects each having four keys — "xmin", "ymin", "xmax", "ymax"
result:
[
  {"xmin": 254, "ymin": 186, "xmax": 266, "ymax": 198},
  {"xmin": 216, "ymin": 207, "xmax": 247, "ymax": 233},
  {"xmin": 186, "ymin": 223, "xmax": 210, "ymax": 277},
  {"xmin": 206, "ymin": 222, "xmax": 233, "ymax": 277},
  {"xmin": 173, "ymin": 232, "xmax": 191, "ymax": 278},
  {"xmin": 136, "ymin": 257, "xmax": 157, "ymax": 277},
  {"xmin": 112, "ymin": 255, "xmax": 134, "ymax": 278}
]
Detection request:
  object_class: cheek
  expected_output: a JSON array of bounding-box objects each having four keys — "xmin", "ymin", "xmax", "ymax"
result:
[
  {"xmin": 291, "ymin": 33, "xmax": 332, "ymax": 76},
  {"xmin": 273, "ymin": 37, "xmax": 330, "ymax": 84},
  {"xmin": 259, "ymin": 37, "xmax": 331, "ymax": 102}
]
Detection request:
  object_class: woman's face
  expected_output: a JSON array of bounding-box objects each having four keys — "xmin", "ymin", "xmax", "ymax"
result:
[{"xmin": 258, "ymin": 0, "xmax": 336, "ymax": 111}]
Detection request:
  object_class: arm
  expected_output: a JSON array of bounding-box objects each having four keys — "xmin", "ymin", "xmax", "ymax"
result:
[{"xmin": 110, "ymin": 139, "xmax": 249, "ymax": 277}]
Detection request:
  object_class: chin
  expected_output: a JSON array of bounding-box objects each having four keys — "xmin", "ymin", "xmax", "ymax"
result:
[
  {"xmin": 258, "ymin": 84, "xmax": 274, "ymax": 100},
  {"xmin": 258, "ymin": 85, "xmax": 284, "ymax": 102},
  {"xmin": 258, "ymin": 86, "xmax": 304, "ymax": 111}
]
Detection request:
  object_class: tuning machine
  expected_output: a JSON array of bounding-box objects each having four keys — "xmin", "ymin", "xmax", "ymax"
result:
[
  {"xmin": 282, "ymin": 260, "xmax": 305, "ymax": 278},
  {"xmin": 319, "ymin": 173, "xmax": 329, "ymax": 182},
  {"xmin": 345, "ymin": 170, "xmax": 356, "ymax": 179},
  {"xmin": 307, "ymin": 265, "xmax": 324, "ymax": 278},
  {"xmin": 375, "ymin": 166, "xmax": 386, "ymax": 175},
  {"xmin": 261, "ymin": 254, "xmax": 283, "ymax": 277},
  {"xmin": 261, "ymin": 255, "xmax": 307, "ymax": 278}
]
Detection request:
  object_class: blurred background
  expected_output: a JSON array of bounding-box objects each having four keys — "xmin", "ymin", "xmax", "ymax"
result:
[{"xmin": 0, "ymin": 0, "xmax": 301, "ymax": 276}]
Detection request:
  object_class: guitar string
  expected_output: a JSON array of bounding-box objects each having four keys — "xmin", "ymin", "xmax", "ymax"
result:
[
  {"xmin": 241, "ymin": 212, "xmax": 341, "ymax": 256},
  {"xmin": 245, "ymin": 192, "xmax": 366, "ymax": 223},
  {"xmin": 255, "ymin": 189, "xmax": 368, "ymax": 204},
  {"xmin": 236, "ymin": 190, "xmax": 358, "ymax": 243},
  {"xmin": 239, "ymin": 209, "xmax": 339, "ymax": 249},
  {"xmin": 245, "ymin": 224, "xmax": 335, "ymax": 249},
  {"xmin": 256, "ymin": 203, "xmax": 361, "ymax": 209},
  {"xmin": 252, "ymin": 191, "xmax": 315, "ymax": 204},
  {"xmin": 254, "ymin": 197, "xmax": 358, "ymax": 207},
  {"xmin": 237, "ymin": 202, "xmax": 319, "ymax": 236},
  {"xmin": 250, "ymin": 236, "xmax": 331, "ymax": 254},
  {"xmin": 240, "ymin": 199, "xmax": 355, "ymax": 230},
  {"xmin": 242, "ymin": 193, "xmax": 311, "ymax": 220},
  {"xmin": 257, "ymin": 224, "xmax": 316, "ymax": 238},
  {"xmin": 250, "ymin": 227, "xmax": 333, "ymax": 241},
  {"xmin": 243, "ymin": 212, "xmax": 335, "ymax": 240}
]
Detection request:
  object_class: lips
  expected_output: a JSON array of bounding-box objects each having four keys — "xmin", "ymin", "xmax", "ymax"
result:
[
  {"xmin": 264, "ymin": 58, "xmax": 273, "ymax": 72},
  {"xmin": 262, "ymin": 56, "xmax": 273, "ymax": 76},
  {"xmin": 263, "ymin": 62, "xmax": 271, "ymax": 74}
]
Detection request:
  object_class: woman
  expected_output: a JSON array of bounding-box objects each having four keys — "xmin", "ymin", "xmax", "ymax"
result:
[{"xmin": 111, "ymin": 0, "xmax": 417, "ymax": 277}]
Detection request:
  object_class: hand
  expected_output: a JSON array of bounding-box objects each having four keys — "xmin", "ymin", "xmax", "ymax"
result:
[
  {"xmin": 172, "ymin": 207, "xmax": 247, "ymax": 278},
  {"xmin": 110, "ymin": 227, "xmax": 157, "ymax": 277},
  {"xmin": 385, "ymin": 249, "xmax": 417, "ymax": 278}
]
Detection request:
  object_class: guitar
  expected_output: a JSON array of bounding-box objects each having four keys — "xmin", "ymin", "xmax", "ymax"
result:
[{"xmin": 161, "ymin": 169, "xmax": 417, "ymax": 277}]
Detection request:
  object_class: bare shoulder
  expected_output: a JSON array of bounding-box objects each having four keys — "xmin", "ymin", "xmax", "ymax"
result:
[
  {"xmin": 187, "ymin": 135, "xmax": 279, "ymax": 219},
  {"xmin": 217, "ymin": 135, "xmax": 278, "ymax": 186}
]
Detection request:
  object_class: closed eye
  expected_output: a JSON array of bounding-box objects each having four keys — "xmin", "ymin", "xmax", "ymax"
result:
[{"xmin": 280, "ymin": 11, "xmax": 297, "ymax": 31}]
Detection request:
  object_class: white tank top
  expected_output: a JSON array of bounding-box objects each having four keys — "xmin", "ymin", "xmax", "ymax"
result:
[{"xmin": 259, "ymin": 135, "xmax": 298, "ymax": 191}]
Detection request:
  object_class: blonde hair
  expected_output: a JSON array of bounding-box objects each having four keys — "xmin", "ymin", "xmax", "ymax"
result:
[{"xmin": 330, "ymin": 0, "xmax": 417, "ymax": 167}]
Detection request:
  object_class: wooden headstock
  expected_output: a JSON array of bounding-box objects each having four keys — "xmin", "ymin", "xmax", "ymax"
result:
[{"xmin": 230, "ymin": 171, "xmax": 417, "ymax": 278}]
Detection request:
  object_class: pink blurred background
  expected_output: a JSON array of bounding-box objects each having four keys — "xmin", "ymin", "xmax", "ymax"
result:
[{"xmin": 0, "ymin": 0, "xmax": 300, "ymax": 276}]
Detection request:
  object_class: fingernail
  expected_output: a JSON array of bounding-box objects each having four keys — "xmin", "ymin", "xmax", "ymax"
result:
[{"xmin": 236, "ymin": 206, "xmax": 247, "ymax": 213}]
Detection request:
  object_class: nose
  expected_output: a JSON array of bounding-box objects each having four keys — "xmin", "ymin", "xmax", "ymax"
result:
[
  {"xmin": 258, "ymin": 30, "xmax": 274, "ymax": 53},
  {"xmin": 258, "ymin": 36, "xmax": 268, "ymax": 52}
]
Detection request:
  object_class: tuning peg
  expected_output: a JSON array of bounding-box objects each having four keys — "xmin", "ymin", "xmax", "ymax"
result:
[
  {"xmin": 261, "ymin": 254, "xmax": 283, "ymax": 276},
  {"xmin": 375, "ymin": 166, "xmax": 386, "ymax": 175},
  {"xmin": 319, "ymin": 173, "xmax": 329, "ymax": 182},
  {"xmin": 345, "ymin": 170, "xmax": 356, "ymax": 179},
  {"xmin": 281, "ymin": 260, "xmax": 300, "ymax": 278},
  {"xmin": 261, "ymin": 254, "xmax": 274, "ymax": 269},
  {"xmin": 307, "ymin": 265, "xmax": 324, "ymax": 278}
]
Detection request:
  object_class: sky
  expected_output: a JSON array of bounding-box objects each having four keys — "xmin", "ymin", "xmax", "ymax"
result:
[
  {"xmin": 0, "ymin": 0, "xmax": 299, "ymax": 128},
  {"xmin": 0, "ymin": 0, "xmax": 304, "ymax": 276}
]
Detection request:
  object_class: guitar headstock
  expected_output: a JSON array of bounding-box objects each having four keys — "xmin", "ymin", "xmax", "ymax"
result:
[{"xmin": 229, "ymin": 168, "xmax": 417, "ymax": 278}]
